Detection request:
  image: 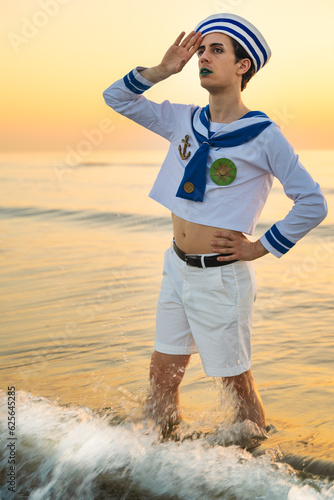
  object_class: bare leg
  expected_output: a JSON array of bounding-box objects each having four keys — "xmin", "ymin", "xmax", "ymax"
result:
[
  {"xmin": 222, "ymin": 369, "xmax": 266, "ymax": 429},
  {"xmin": 146, "ymin": 350, "xmax": 190, "ymax": 433}
]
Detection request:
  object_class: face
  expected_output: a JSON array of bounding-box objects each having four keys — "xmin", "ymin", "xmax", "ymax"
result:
[{"xmin": 197, "ymin": 33, "xmax": 248, "ymax": 92}]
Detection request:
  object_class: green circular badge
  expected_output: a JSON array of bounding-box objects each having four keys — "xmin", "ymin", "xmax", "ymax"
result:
[{"xmin": 210, "ymin": 158, "xmax": 237, "ymax": 186}]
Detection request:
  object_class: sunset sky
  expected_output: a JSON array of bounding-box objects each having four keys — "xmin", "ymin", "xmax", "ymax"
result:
[{"xmin": 1, "ymin": 0, "xmax": 334, "ymax": 152}]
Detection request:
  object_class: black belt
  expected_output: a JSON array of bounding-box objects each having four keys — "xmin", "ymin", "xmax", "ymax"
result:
[{"xmin": 173, "ymin": 240, "xmax": 238, "ymax": 268}]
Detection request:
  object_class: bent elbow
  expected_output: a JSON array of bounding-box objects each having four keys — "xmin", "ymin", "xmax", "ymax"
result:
[
  {"xmin": 321, "ymin": 199, "xmax": 328, "ymax": 221},
  {"xmin": 103, "ymin": 89, "xmax": 113, "ymax": 107},
  {"xmin": 313, "ymin": 196, "xmax": 328, "ymax": 225},
  {"xmin": 308, "ymin": 189, "xmax": 328, "ymax": 224},
  {"xmin": 102, "ymin": 86, "xmax": 121, "ymax": 110}
]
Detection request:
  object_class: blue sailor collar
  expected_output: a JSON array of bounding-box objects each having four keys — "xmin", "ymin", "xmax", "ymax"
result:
[{"xmin": 176, "ymin": 105, "xmax": 272, "ymax": 202}]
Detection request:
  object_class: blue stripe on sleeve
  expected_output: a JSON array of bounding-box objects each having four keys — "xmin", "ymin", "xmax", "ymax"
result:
[
  {"xmin": 271, "ymin": 224, "xmax": 295, "ymax": 249},
  {"xmin": 264, "ymin": 229, "xmax": 289, "ymax": 255},
  {"xmin": 127, "ymin": 70, "xmax": 152, "ymax": 91},
  {"xmin": 123, "ymin": 73, "xmax": 144, "ymax": 94}
]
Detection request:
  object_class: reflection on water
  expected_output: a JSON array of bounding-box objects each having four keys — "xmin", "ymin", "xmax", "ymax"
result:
[{"xmin": 0, "ymin": 152, "xmax": 333, "ymax": 497}]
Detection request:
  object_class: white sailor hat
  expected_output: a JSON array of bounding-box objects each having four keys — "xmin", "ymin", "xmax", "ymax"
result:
[{"xmin": 195, "ymin": 13, "xmax": 271, "ymax": 72}]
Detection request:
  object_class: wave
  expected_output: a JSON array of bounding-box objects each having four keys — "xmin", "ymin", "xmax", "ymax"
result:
[
  {"xmin": 0, "ymin": 205, "xmax": 172, "ymax": 231},
  {"xmin": 1, "ymin": 206, "xmax": 333, "ymax": 239},
  {"xmin": 1, "ymin": 391, "xmax": 334, "ymax": 500},
  {"xmin": 78, "ymin": 161, "xmax": 162, "ymax": 168}
]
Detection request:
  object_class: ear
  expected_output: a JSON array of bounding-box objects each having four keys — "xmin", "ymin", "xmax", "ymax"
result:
[{"xmin": 237, "ymin": 58, "xmax": 251, "ymax": 75}]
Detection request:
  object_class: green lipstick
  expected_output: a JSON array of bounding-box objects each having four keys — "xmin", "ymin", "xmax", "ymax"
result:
[{"xmin": 200, "ymin": 68, "xmax": 213, "ymax": 75}]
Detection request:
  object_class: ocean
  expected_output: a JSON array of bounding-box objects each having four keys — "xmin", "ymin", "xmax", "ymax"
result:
[{"xmin": 0, "ymin": 150, "xmax": 333, "ymax": 499}]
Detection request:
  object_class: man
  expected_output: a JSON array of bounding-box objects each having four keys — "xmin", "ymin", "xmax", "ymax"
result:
[{"xmin": 103, "ymin": 14, "xmax": 327, "ymax": 434}]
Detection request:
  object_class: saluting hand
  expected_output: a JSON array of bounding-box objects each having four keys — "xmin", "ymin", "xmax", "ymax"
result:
[
  {"xmin": 160, "ymin": 31, "xmax": 203, "ymax": 76},
  {"xmin": 140, "ymin": 31, "xmax": 203, "ymax": 83}
]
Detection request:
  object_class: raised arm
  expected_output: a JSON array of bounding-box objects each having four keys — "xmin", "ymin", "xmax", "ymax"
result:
[
  {"xmin": 140, "ymin": 31, "xmax": 203, "ymax": 83},
  {"xmin": 103, "ymin": 31, "xmax": 202, "ymax": 142}
]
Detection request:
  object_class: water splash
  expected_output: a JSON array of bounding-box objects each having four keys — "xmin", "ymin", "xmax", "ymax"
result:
[{"xmin": 1, "ymin": 391, "xmax": 334, "ymax": 499}]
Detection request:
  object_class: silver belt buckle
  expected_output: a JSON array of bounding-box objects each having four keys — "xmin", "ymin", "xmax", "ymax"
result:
[{"xmin": 184, "ymin": 254, "xmax": 205, "ymax": 268}]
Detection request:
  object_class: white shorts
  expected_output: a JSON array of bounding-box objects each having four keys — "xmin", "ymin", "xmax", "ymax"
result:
[{"xmin": 154, "ymin": 244, "xmax": 257, "ymax": 377}]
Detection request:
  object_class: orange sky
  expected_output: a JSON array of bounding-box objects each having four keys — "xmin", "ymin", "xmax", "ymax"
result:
[{"xmin": 1, "ymin": 0, "xmax": 334, "ymax": 152}]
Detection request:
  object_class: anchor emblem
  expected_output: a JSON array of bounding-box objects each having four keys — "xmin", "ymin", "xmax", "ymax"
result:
[{"xmin": 178, "ymin": 135, "xmax": 191, "ymax": 160}]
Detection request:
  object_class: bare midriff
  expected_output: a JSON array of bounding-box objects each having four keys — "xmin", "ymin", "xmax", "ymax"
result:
[{"xmin": 172, "ymin": 213, "xmax": 242, "ymax": 254}]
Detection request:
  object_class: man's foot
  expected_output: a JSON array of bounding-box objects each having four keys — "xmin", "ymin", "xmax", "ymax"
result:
[
  {"xmin": 157, "ymin": 411, "xmax": 185, "ymax": 440},
  {"xmin": 159, "ymin": 417, "xmax": 192, "ymax": 440}
]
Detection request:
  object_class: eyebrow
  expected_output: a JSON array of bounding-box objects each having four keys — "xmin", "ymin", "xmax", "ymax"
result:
[{"xmin": 197, "ymin": 42, "xmax": 224, "ymax": 51}]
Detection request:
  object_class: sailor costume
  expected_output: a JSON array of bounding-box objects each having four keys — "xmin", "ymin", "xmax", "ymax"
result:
[
  {"xmin": 102, "ymin": 14, "xmax": 327, "ymax": 375},
  {"xmin": 103, "ymin": 67, "xmax": 327, "ymax": 258}
]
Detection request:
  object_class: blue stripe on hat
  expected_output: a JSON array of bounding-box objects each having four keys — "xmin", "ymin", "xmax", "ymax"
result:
[
  {"xmin": 226, "ymin": 17, "xmax": 268, "ymax": 65},
  {"xmin": 197, "ymin": 17, "xmax": 268, "ymax": 68},
  {"xmin": 200, "ymin": 25, "xmax": 261, "ymax": 71},
  {"xmin": 195, "ymin": 14, "xmax": 271, "ymax": 72},
  {"xmin": 271, "ymin": 224, "xmax": 295, "ymax": 249}
]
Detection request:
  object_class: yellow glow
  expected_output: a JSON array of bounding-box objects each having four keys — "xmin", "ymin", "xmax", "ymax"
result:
[{"xmin": 1, "ymin": 0, "xmax": 334, "ymax": 151}]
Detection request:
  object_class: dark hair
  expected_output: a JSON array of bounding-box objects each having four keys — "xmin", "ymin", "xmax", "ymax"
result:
[{"xmin": 230, "ymin": 38, "xmax": 256, "ymax": 91}]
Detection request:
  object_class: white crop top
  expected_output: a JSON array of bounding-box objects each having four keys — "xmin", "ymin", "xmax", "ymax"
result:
[{"xmin": 103, "ymin": 67, "xmax": 327, "ymax": 258}]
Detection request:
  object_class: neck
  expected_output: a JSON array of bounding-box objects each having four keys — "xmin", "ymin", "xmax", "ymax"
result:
[{"xmin": 208, "ymin": 90, "xmax": 250, "ymax": 124}]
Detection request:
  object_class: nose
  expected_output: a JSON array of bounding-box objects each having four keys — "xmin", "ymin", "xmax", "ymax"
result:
[{"xmin": 200, "ymin": 49, "xmax": 210, "ymax": 64}]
